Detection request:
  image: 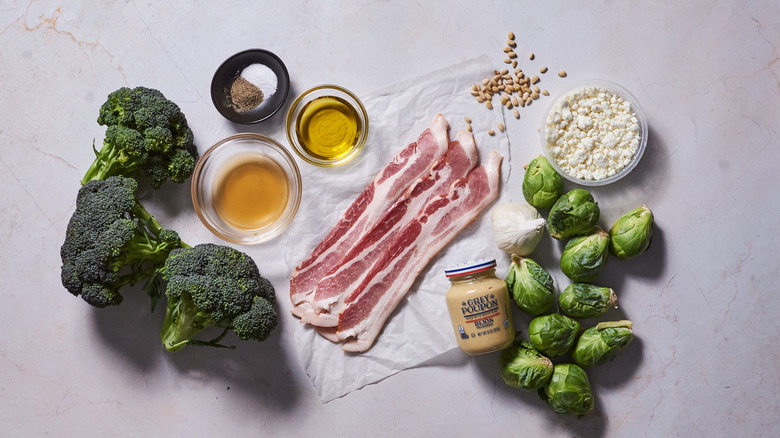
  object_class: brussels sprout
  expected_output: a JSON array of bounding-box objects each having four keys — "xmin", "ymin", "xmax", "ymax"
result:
[
  {"xmin": 560, "ymin": 228, "xmax": 610, "ymax": 283},
  {"xmin": 505, "ymin": 255, "xmax": 555, "ymax": 316},
  {"xmin": 572, "ymin": 320, "xmax": 634, "ymax": 368},
  {"xmin": 499, "ymin": 339, "xmax": 554, "ymax": 390},
  {"xmin": 547, "ymin": 189, "xmax": 600, "ymax": 240},
  {"xmin": 538, "ymin": 363, "xmax": 594, "ymax": 417},
  {"xmin": 609, "ymin": 205, "xmax": 654, "ymax": 259},
  {"xmin": 528, "ymin": 313, "xmax": 581, "ymax": 358},
  {"xmin": 559, "ymin": 283, "xmax": 617, "ymax": 319},
  {"xmin": 522, "ymin": 155, "xmax": 564, "ymax": 209}
]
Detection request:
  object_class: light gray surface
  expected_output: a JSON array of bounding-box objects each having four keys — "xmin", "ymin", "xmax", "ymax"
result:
[{"xmin": 2, "ymin": 1, "xmax": 779, "ymax": 436}]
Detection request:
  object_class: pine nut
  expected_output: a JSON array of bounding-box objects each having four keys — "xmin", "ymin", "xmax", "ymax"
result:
[{"xmin": 558, "ymin": 70, "xmax": 567, "ymax": 77}]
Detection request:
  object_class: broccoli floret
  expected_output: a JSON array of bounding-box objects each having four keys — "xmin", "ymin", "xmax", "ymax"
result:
[
  {"xmin": 82, "ymin": 86, "xmax": 198, "ymax": 188},
  {"xmin": 60, "ymin": 176, "xmax": 185, "ymax": 308},
  {"xmin": 159, "ymin": 243, "xmax": 278, "ymax": 352}
]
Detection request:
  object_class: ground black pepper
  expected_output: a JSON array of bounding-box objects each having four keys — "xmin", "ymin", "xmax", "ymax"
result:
[{"xmin": 229, "ymin": 76, "xmax": 263, "ymax": 112}]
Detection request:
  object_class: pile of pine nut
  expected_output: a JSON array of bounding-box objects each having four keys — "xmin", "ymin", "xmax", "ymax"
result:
[{"xmin": 467, "ymin": 32, "xmax": 567, "ymax": 135}]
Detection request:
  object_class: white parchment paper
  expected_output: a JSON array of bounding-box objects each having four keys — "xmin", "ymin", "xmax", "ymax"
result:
[{"xmin": 283, "ymin": 56, "xmax": 511, "ymax": 402}]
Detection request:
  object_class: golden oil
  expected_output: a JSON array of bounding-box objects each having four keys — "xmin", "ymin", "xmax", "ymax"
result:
[
  {"xmin": 295, "ymin": 95, "xmax": 362, "ymax": 162},
  {"xmin": 213, "ymin": 153, "xmax": 289, "ymax": 230}
]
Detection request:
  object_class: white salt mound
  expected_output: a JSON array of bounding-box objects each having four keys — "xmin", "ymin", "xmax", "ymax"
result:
[{"xmin": 241, "ymin": 63, "xmax": 278, "ymax": 100}]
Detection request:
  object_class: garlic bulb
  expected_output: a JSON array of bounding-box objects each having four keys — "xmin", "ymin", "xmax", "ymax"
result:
[{"xmin": 491, "ymin": 202, "xmax": 546, "ymax": 256}]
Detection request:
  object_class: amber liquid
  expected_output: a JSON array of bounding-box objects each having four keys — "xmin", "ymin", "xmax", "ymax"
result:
[
  {"xmin": 295, "ymin": 95, "xmax": 361, "ymax": 161},
  {"xmin": 213, "ymin": 154, "xmax": 289, "ymax": 230}
]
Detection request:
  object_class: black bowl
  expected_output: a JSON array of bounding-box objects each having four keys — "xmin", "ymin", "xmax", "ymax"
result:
[{"xmin": 210, "ymin": 49, "xmax": 290, "ymax": 124}]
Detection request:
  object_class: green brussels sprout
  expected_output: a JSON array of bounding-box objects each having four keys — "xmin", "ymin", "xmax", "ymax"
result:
[
  {"xmin": 538, "ymin": 363, "xmax": 594, "ymax": 417},
  {"xmin": 572, "ymin": 320, "xmax": 634, "ymax": 368},
  {"xmin": 559, "ymin": 283, "xmax": 617, "ymax": 319},
  {"xmin": 547, "ymin": 189, "xmax": 600, "ymax": 240},
  {"xmin": 560, "ymin": 228, "xmax": 610, "ymax": 283},
  {"xmin": 609, "ymin": 205, "xmax": 654, "ymax": 259},
  {"xmin": 522, "ymin": 155, "xmax": 564, "ymax": 209},
  {"xmin": 505, "ymin": 255, "xmax": 555, "ymax": 316},
  {"xmin": 499, "ymin": 339, "xmax": 554, "ymax": 391},
  {"xmin": 528, "ymin": 313, "xmax": 581, "ymax": 358}
]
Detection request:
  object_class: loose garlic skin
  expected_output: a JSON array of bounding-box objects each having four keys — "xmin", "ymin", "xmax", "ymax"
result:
[{"xmin": 490, "ymin": 202, "xmax": 546, "ymax": 256}]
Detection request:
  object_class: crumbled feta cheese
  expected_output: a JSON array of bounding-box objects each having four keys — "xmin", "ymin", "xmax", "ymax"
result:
[{"xmin": 544, "ymin": 85, "xmax": 642, "ymax": 181}]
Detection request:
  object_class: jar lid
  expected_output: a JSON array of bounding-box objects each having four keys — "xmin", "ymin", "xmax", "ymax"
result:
[{"xmin": 444, "ymin": 258, "xmax": 497, "ymax": 278}]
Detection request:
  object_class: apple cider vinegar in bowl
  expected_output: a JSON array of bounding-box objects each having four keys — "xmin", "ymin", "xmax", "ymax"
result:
[
  {"xmin": 192, "ymin": 133, "xmax": 301, "ymax": 244},
  {"xmin": 213, "ymin": 153, "xmax": 289, "ymax": 230}
]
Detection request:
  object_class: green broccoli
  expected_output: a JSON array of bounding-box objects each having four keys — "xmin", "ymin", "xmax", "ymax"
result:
[
  {"xmin": 60, "ymin": 85, "xmax": 279, "ymax": 351},
  {"xmin": 81, "ymin": 86, "xmax": 198, "ymax": 188},
  {"xmin": 60, "ymin": 176, "xmax": 185, "ymax": 308},
  {"xmin": 159, "ymin": 243, "xmax": 278, "ymax": 352}
]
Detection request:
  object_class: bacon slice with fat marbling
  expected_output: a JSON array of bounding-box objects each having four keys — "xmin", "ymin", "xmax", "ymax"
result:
[
  {"xmin": 290, "ymin": 114, "xmax": 450, "ymax": 318},
  {"xmin": 305, "ymin": 130, "xmax": 480, "ymax": 327},
  {"xmin": 335, "ymin": 152, "xmax": 503, "ymax": 352}
]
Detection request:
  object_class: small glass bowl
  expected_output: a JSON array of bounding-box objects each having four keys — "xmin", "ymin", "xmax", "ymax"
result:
[
  {"xmin": 210, "ymin": 49, "xmax": 290, "ymax": 124},
  {"xmin": 540, "ymin": 79, "xmax": 648, "ymax": 186},
  {"xmin": 191, "ymin": 133, "xmax": 302, "ymax": 244},
  {"xmin": 286, "ymin": 84, "xmax": 369, "ymax": 167}
]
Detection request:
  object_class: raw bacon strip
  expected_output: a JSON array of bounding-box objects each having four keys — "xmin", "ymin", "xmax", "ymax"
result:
[
  {"xmin": 306, "ymin": 130, "xmax": 479, "ymax": 327},
  {"xmin": 336, "ymin": 152, "xmax": 503, "ymax": 352},
  {"xmin": 290, "ymin": 114, "xmax": 450, "ymax": 317}
]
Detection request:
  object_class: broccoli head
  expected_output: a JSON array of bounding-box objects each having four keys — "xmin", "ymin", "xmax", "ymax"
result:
[
  {"xmin": 82, "ymin": 86, "xmax": 198, "ymax": 188},
  {"xmin": 60, "ymin": 176, "xmax": 184, "ymax": 308},
  {"xmin": 159, "ymin": 243, "xmax": 278, "ymax": 352}
]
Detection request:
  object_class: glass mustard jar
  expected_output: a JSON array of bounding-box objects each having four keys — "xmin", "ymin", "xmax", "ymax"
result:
[{"xmin": 444, "ymin": 259, "xmax": 514, "ymax": 355}]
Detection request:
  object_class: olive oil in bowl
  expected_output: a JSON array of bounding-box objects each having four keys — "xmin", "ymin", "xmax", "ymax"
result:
[
  {"xmin": 295, "ymin": 96, "xmax": 361, "ymax": 162},
  {"xmin": 213, "ymin": 153, "xmax": 290, "ymax": 230},
  {"xmin": 287, "ymin": 85, "xmax": 369, "ymax": 166}
]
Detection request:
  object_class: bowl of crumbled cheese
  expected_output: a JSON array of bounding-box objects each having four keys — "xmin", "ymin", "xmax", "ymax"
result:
[{"xmin": 540, "ymin": 80, "xmax": 647, "ymax": 186}]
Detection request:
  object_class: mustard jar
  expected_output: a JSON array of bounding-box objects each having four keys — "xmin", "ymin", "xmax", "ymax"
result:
[{"xmin": 444, "ymin": 259, "xmax": 514, "ymax": 355}]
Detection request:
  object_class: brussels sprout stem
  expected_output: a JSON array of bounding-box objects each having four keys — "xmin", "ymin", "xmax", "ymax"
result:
[{"xmin": 596, "ymin": 320, "xmax": 633, "ymax": 330}]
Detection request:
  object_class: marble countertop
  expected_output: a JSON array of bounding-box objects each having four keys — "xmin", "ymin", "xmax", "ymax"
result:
[{"xmin": 2, "ymin": 1, "xmax": 779, "ymax": 436}]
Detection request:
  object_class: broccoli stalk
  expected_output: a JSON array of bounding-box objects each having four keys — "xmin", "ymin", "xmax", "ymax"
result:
[
  {"xmin": 81, "ymin": 87, "xmax": 198, "ymax": 188},
  {"xmin": 160, "ymin": 291, "xmax": 227, "ymax": 351},
  {"xmin": 159, "ymin": 244, "xmax": 277, "ymax": 352}
]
